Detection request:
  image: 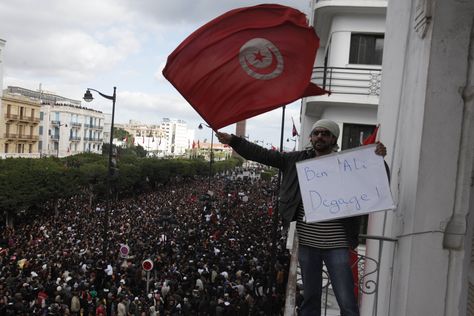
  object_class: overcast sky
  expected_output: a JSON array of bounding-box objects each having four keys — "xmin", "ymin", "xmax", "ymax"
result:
[{"xmin": 0, "ymin": 0, "xmax": 312, "ymax": 148}]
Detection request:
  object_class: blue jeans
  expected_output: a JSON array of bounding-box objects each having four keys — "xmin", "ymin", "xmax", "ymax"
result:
[{"xmin": 298, "ymin": 246, "xmax": 359, "ymax": 316}]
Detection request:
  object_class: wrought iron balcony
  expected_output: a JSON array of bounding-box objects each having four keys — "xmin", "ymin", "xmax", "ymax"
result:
[
  {"xmin": 69, "ymin": 136, "xmax": 81, "ymax": 141},
  {"xmin": 311, "ymin": 66, "xmax": 382, "ymax": 96},
  {"xmin": 70, "ymin": 122, "xmax": 82, "ymax": 128},
  {"xmin": 19, "ymin": 116, "xmax": 40, "ymax": 124},
  {"xmin": 3, "ymin": 133, "xmax": 18, "ymax": 140},
  {"xmin": 17, "ymin": 135, "xmax": 39, "ymax": 141},
  {"xmin": 50, "ymin": 134, "xmax": 59, "ymax": 140},
  {"xmin": 285, "ymin": 234, "xmax": 397, "ymax": 315},
  {"xmin": 5, "ymin": 113, "xmax": 18, "ymax": 121},
  {"xmin": 50, "ymin": 120, "xmax": 61, "ymax": 126}
]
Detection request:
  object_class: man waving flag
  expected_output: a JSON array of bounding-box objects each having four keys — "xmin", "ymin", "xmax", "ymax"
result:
[{"xmin": 163, "ymin": 4, "xmax": 328, "ymax": 130}]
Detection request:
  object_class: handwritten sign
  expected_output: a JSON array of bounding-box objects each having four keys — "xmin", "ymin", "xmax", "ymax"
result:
[{"xmin": 296, "ymin": 145, "xmax": 395, "ymax": 223}]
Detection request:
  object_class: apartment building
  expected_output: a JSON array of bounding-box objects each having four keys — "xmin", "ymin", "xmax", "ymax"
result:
[
  {"xmin": 3, "ymin": 86, "xmax": 105, "ymax": 158},
  {"xmin": 40, "ymin": 102, "xmax": 104, "ymax": 157},
  {"xmin": 0, "ymin": 92, "xmax": 41, "ymax": 158}
]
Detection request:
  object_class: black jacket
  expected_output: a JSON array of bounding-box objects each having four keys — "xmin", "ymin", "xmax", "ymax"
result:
[{"xmin": 230, "ymin": 135, "xmax": 361, "ymax": 249}]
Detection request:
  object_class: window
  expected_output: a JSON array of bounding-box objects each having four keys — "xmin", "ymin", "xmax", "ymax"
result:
[
  {"xmin": 40, "ymin": 111, "xmax": 44, "ymax": 120},
  {"xmin": 39, "ymin": 141, "xmax": 43, "ymax": 151},
  {"xmin": 349, "ymin": 34, "xmax": 384, "ymax": 65}
]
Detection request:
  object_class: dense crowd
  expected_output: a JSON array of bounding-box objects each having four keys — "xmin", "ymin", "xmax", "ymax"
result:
[{"xmin": 0, "ymin": 170, "xmax": 291, "ymax": 315}]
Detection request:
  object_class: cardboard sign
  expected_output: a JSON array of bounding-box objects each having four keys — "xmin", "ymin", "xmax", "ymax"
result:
[{"xmin": 296, "ymin": 145, "xmax": 395, "ymax": 222}]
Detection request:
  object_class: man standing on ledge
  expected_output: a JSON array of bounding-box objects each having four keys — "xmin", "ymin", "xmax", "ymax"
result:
[{"xmin": 216, "ymin": 119, "xmax": 387, "ymax": 316}]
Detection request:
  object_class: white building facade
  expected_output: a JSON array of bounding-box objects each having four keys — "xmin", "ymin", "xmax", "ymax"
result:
[
  {"xmin": 299, "ymin": 0, "xmax": 474, "ymax": 315},
  {"xmin": 0, "ymin": 39, "xmax": 5, "ymax": 99},
  {"xmin": 115, "ymin": 119, "xmax": 194, "ymax": 157},
  {"xmin": 40, "ymin": 103, "xmax": 104, "ymax": 157},
  {"xmin": 301, "ymin": 1, "xmax": 386, "ymax": 150}
]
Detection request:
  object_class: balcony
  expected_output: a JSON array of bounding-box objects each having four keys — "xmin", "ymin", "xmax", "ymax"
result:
[
  {"xmin": 50, "ymin": 120, "xmax": 61, "ymax": 126},
  {"xmin": 284, "ymin": 234, "xmax": 397, "ymax": 315},
  {"xmin": 70, "ymin": 122, "xmax": 82, "ymax": 128},
  {"xmin": 50, "ymin": 134, "xmax": 59, "ymax": 141},
  {"xmin": 311, "ymin": 66, "xmax": 382, "ymax": 96},
  {"xmin": 69, "ymin": 136, "xmax": 81, "ymax": 141},
  {"xmin": 3, "ymin": 133, "xmax": 18, "ymax": 140},
  {"xmin": 19, "ymin": 116, "xmax": 40, "ymax": 124},
  {"xmin": 5, "ymin": 113, "xmax": 18, "ymax": 121},
  {"xmin": 17, "ymin": 134, "xmax": 39, "ymax": 141},
  {"xmin": 84, "ymin": 124, "xmax": 104, "ymax": 130}
]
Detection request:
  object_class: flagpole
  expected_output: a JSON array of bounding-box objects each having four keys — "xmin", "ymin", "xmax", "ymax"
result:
[{"xmin": 268, "ymin": 105, "xmax": 286, "ymax": 293}]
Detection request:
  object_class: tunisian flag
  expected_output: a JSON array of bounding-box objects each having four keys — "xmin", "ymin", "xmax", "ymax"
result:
[
  {"xmin": 163, "ymin": 4, "xmax": 328, "ymax": 130},
  {"xmin": 362, "ymin": 125, "xmax": 380, "ymax": 145}
]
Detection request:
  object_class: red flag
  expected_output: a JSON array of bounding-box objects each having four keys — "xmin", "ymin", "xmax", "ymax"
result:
[
  {"xmin": 163, "ymin": 4, "xmax": 328, "ymax": 130},
  {"xmin": 363, "ymin": 125, "xmax": 380, "ymax": 145},
  {"xmin": 291, "ymin": 117, "xmax": 299, "ymax": 137},
  {"xmin": 192, "ymin": 140, "xmax": 196, "ymax": 149},
  {"xmin": 350, "ymin": 249, "xmax": 359, "ymax": 301}
]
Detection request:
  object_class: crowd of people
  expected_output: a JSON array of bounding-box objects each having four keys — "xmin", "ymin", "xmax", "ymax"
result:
[{"xmin": 0, "ymin": 169, "xmax": 292, "ymax": 315}]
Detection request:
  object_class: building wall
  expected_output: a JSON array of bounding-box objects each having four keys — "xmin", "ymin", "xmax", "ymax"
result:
[
  {"xmin": 375, "ymin": 0, "xmax": 474, "ymax": 315},
  {"xmin": 0, "ymin": 39, "xmax": 5, "ymax": 99},
  {"xmin": 0, "ymin": 93, "xmax": 41, "ymax": 158},
  {"xmin": 40, "ymin": 103, "xmax": 104, "ymax": 157},
  {"xmin": 302, "ymin": 3, "xmax": 386, "ymax": 148}
]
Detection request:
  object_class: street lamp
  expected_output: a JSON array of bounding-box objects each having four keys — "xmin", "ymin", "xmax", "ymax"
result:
[
  {"xmin": 83, "ymin": 87, "xmax": 116, "ymax": 256},
  {"xmin": 198, "ymin": 123, "xmax": 213, "ymax": 192}
]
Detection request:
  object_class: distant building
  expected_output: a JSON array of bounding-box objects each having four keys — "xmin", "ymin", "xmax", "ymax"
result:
[
  {"xmin": 40, "ymin": 102, "xmax": 104, "ymax": 157},
  {"xmin": 2, "ymin": 86, "xmax": 105, "ymax": 158},
  {"xmin": 116, "ymin": 118, "xmax": 194, "ymax": 157},
  {"xmin": 0, "ymin": 92, "xmax": 41, "ymax": 158}
]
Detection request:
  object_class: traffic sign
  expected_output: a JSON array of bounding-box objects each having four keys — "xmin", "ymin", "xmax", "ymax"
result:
[{"xmin": 142, "ymin": 259, "xmax": 153, "ymax": 271}]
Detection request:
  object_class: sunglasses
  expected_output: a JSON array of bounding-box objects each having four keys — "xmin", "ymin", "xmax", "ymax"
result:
[{"xmin": 311, "ymin": 130, "xmax": 332, "ymax": 137}]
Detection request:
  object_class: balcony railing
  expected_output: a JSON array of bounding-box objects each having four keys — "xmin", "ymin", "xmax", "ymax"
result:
[
  {"xmin": 19, "ymin": 116, "xmax": 40, "ymax": 124},
  {"xmin": 69, "ymin": 136, "xmax": 81, "ymax": 141},
  {"xmin": 3, "ymin": 133, "xmax": 39, "ymax": 141},
  {"xmin": 84, "ymin": 124, "xmax": 104, "ymax": 130},
  {"xmin": 50, "ymin": 134, "xmax": 59, "ymax": 140},
  {"xmin": 70, "ymin": 122, "xmax": 82, "ymax": 128},
  {"xmin": 5, "ymin": 113, "xmax": 18, "ymax": 121},
  {"xmin": 17, "ymin": 135, "xmax": 39, "ymax": 141},
  {"xmin": 51, "ymin": 120, "xmax": 61, "ymax": 126},
  {"xmin": 284, "ymin": 234, "xmax": 397, "ymax": 316},
  {"xmin": 3, "ymin": 133, "xmax": 18, "ymax": 140},
  {"xmin": 311, "ymin": 66, "xmax": 382, "ymax": 96}
]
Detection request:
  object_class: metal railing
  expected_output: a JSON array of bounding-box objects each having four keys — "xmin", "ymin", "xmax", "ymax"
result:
[
  {"xmin": 19, "ymin": 116, "xmax": 40, "ymax": 123},
  {"xmin": 311, "ymin": 66, "xmax": 382, "ymax": 96},
  {"xmin": 69, "ymin": 136, "xmax": 81, "ymax": 141},
  {"xmin": 5, "ymin": 113, "xmax": 18, "ymax": 121},
  {"xmin": 70, "ymin": 122, "xmax": 82, "ymax": 128},
  {"xmin": 17, "ymin": 135, "xmax": 39, "ymax": 141},
  {"xmin": 284, "ymin": 234, "xmax": 397, "ymax": 316}
]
